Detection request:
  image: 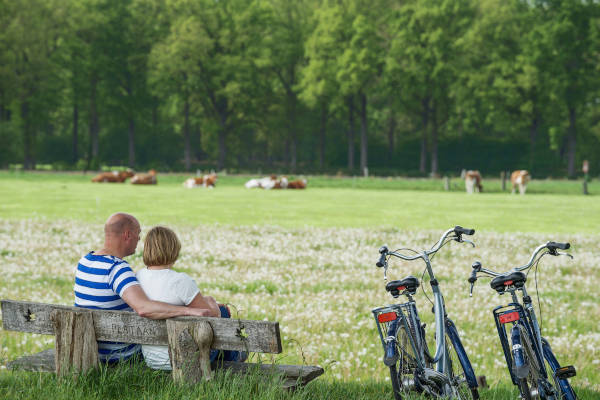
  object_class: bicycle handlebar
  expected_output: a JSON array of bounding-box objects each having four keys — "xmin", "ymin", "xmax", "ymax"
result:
[
  {"xmin": 468, "ymin": 241, "xmax": 573, "ymax": 295},
  {"xmin": 378, "ymin": 226, "xmax": 476, "ymax": 266}
]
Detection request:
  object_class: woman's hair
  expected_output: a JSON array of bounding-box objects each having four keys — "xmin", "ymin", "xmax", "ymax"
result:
[{"xmin": 143, "ymin": 226, "xmax": 181, "ymax": 266}]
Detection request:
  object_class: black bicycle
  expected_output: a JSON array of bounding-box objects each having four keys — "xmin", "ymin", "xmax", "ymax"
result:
[
  {"xmin": 372, "ymin": 226, "xmax": 480, "ymax": 399},
  {"xmin": 468, "ymin": 241, "xmax": 577, "ymax": 400}
]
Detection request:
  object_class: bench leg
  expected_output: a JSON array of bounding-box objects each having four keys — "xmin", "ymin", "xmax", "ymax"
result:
[
  {"xmin": 50, "ymin": 310, "xmax": 98, "ymax": 377},
  {"xmin": 166, "ymin": 320, "xmax": 213, "ymax": 384}
]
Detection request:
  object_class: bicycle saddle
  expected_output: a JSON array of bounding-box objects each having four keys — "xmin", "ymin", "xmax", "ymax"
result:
[
  {"xmin": 386, "ymin": 275, "xmax": 419, "ymax": 296},
  {"xmin": 490, "ymin": 271, "xmax": 527, "ymax": 293}
]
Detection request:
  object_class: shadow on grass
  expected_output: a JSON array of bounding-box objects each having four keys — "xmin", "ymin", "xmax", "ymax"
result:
[{"xmin": 0, "ymin": 362, "xmax": 598, "ymax": 400}]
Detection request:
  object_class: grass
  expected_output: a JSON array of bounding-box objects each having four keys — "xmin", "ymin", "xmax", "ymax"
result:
[
  {"xmin": 0, "ymin": 171, "xmax": 599, "ymax": 398},
  {"xmin": 2, "ymin": 363, "xmax": 599, "ymax": 400},
  {"xmin": 0, "ymin": 171, "xmax": 598, "ymax": 234}
]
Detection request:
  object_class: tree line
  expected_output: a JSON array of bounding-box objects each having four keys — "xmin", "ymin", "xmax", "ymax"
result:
[{"xmin": 0, "ymin": 0, "xmax": 598, "ymax": 177}]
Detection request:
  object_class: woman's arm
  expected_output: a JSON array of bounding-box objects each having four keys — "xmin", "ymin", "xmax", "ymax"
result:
[{"xmin": 187, "ymin": 293, "xmax": 221, "ymax": 317}]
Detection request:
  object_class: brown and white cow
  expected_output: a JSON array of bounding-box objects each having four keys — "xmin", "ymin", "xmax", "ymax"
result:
[
  {"xmin": 461, "ymin": 170, "xmax": 483, "ymax": 194},
  {"xmin": 510, "ymin": 170, "xmax": 530, "ymax": 195},
  {"xmin": 287, "ymin": 179, "xmax": 307, "ymax": 189},
  {"xmin": 131, "ymin": 169, "xmax": 157, "ymax": 185},
  {"xmin": 183, "ymin": 173, "xmax": 217, "ymax": 188},
  {"xmin": 245, "ymin": 175, "xmax": 278, "ymax": 189},
  {"xmin": 91, "ymin": 170, "xmax": 134, "ymax": 183}
]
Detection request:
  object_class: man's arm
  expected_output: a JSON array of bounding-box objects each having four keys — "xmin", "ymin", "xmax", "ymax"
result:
[
  {"xmin": 121, "ymin": 285, "xmax": 211, "ymax": 319},
  {"xmin": 187, "ymin": 293, "xmax": 221, "ymax": 317}
]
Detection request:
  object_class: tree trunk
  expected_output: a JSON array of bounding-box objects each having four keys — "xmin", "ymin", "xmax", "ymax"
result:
[
  {"xmin": 567, "ymin": 106, "xmax": 576, "ymax": 178},
  {"xmin": 347, "ymin": 96, "xmax": 355, "ymax": 171},
  {"xmin": 21, "ymin": 101, "xmax": 34, "ymax": 170},
  {"xmin": 128, "ymin": 118, "xmax": 135, "ymax": 168},
  {"xmin": 387, "ymin": 110, "xmax": 396, "ymax": 161},
  {"xmin": 217, "ymin": 110, "xmax": 228, "ymax": 171},
  {"xmin": 72, "ymin": 101, "xmax": 79, "ymax": 163},
  {"xmin": 288, "ymin": 95, "xmax": 297, "ymax": 173},
  {"xmin": 430, "ymin": 106, "xmax": 438, "ymax": 176},
  {"xmin": 183, "ymin": 96, "xmax": 191, "ymax": 171},
  {"xmin": 359, "ymin": 92, "xmax": 368, "ymax": 176},
  {"xmin": 420, "ymin": 99, "xmax": 429, "ymax": 174},
  {"xmin": 529, "ymin": 113, "xmax": 538, "ymax": 172},
  {"xmin": 195, "ymin": 124, "xmax": 203, "ymax": 161},
  {"xmin": 89, "ymin": 75, "xmax": 99, "ymax": 163},
  {"xmin": 319, "ymin": 103, "xmax": 327, "ymax": 169}
]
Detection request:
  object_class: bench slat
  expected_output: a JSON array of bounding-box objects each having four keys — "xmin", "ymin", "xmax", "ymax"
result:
[
  {"xmin": 7, "ymin": 349, "xmax": 324, "ymax": 389},
  {"xmin": 1, "ymin": 300, "xmax": 281, "ymax": 353}
]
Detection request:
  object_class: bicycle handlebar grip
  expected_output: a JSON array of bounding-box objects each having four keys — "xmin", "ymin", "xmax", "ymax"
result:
[
  {"xmin": 376, "ymin": 253, "xmax": 387, "ymax": 268},
  {"xmin": 454, "ymin": 226, "xmax": 475, "ymax": 235},
  {"xmin": 547, "ymin": 242, "xmax": 570, "ymax": 250}
]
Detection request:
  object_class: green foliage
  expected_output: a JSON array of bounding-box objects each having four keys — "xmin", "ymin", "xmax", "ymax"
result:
[{"xmin": 0, "ymin": 0, "xmax": 599, "ymax": 176}]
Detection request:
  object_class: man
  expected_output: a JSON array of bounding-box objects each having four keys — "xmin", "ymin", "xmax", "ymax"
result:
[{"xmin": 73, "ymin": 212, "xmax": 212, "ymax": 363}]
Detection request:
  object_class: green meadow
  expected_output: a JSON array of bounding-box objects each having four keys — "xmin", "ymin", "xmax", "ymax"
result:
[{"xmin": 1, "ymin": 172, "xmax": 599, "ymax": 399}]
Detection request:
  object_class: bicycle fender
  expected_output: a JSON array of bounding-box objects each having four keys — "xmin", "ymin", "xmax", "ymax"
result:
[{"xmin": 511, "ymin": 324, "xmax": 529, "ymax": 379}]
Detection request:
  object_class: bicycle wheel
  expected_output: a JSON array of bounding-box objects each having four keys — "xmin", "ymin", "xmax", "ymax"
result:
[
  {"xmin": 389, "ymin": 324, "xmax": 419, "ymax": 400},
  {"xmin": 445, "ymin": 333, "xmax": 478, "ymax": 400},
  {"xmin": 516, "ymin": 324, "xmax": 543, "ymax": 400}
]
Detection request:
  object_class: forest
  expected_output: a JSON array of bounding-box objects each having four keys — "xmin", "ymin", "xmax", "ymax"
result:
[{"xmin": 0, "ymin": 0, "xmax": 598, "ymax": 177}]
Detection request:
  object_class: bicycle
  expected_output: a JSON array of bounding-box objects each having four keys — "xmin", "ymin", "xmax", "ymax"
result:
[
  {"xmin": 468, "ymin": 241, "xmax": 577, "ymax": 400},
  {"xmin": 372, "ymin": 226, "xmax": 481, "ymax": 399}
]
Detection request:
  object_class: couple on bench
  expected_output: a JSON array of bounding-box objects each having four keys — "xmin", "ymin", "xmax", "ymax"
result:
[{"xmin": 73, "ymin": 212, "xmax": 245, "ymax": 369}]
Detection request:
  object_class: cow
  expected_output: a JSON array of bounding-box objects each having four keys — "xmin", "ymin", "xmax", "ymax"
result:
[
  {"xmin": 91, "ymin": 170, "xmax": 134, "ymax": 183},
  {"xmin": 287, "ymin": 179, "xmax": 307, "ymax": 189},
  {"xmin": 131, "ymin": 169, "xmax": 157, "ymax": 185},
  {"xmin": 461, "ymin": 170, "xmax": 483, "ymax": 194},
  {"xmin": 183, "ymin": 173, "xmax": 217, "ymax": 189},
  {"xmin": 245, "ymin": 175, "xmax": 278, "ymax": 189},
  {"xmin": 511, "ymin": 170, "xmax": 530, "ymax": 195}
]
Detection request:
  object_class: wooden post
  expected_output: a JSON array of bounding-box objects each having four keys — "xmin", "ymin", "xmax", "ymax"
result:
[
  {"xmin": 501, "ymin": 171, "xmax": 506, "ymax": 192},
  {"xmin": 167, "ymin": 320, "xmax": 214, "ymax": 384},
  {"xmin": 583, "ymin": 179, "xmax": 589, "ymax": 195},
  {"xmin": 444, "ymin": 176, "xmax": 450, "ymax": 191},
  {"xmin": 50, "ymin": 310, "xmax": 98, "ymax": 377}
]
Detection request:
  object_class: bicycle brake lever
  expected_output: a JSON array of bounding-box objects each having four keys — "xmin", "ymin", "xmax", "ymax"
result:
[
  {"xmin": 462, "ymin": 238, "xmax": 475, "ymax": 248},
  {"xmin": 384, "ymin": 265, "xmax": 389, "ymax": 282},
  {"xmin": 556, "ymin": 251, "xmax": 574, "ymax": 259},
  {"xmin": 469, "ymin": 282, "xmax": 475, "ymax": 297}
]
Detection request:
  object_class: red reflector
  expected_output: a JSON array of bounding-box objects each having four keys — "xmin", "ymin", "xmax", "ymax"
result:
[
  {"xmin": 499, "ymin": 311, "xmax": 520, "ymax": 324},
  {"xmin": 378, "ymin": 312, "xmax": 397, "ymax": 323},
  {"xmin": 503, "ymin": 280, "xmax": 514, "ymax": 286},
  {"xmin": 396, "ymin": 286, "xmax": 406, "ymax": 291}
]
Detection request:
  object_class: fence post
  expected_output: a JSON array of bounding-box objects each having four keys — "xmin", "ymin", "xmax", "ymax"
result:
[
  {"xmin": 501, "ymin": 171, "xmax": 506, "ymax": 192},
  {"xmin": 444, "ymin": 176, "xmax": 450, "ymax": 191},
  {"xmin": 51, "ymin": 310, "xmax": 98, "ymax": 377}
]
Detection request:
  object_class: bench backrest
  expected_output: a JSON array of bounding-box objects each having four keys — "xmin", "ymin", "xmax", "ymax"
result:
[{"xmin": 1, "ymin": 300, "xmax": 282, "ymax": 353}]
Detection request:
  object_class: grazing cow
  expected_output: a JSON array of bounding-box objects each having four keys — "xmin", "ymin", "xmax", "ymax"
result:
[
  {"xmin": 91, "ymin": 170, "xmax": 134, "ymax": 183},
  {"xmin": 131, "ymin": 169, "xmax": 157, "ymax": 185},
  {"xmin": 183, "ymin": 173, "xmax": 217, "ymax": 189},
  {"xmin": 510, "ymin": 170, "xmax": 530, "ymax": 195},
  {"xmin": 461, "ymin": 170, "xmax": 483, "ymax": 194},
  {"xmin": 273, "ymin": 176, "xmax": 289, "ymax": 189},
  {"xmin": 245, "ymin": 175, "xmax": 278, "ymax": 189},
  {"xmin": 287, "ymin": 179, "xmax": 307, "ymax": 189}
]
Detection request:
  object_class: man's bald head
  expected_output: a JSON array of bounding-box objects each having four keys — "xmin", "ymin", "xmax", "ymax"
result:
[{"xmin": 104, "ymin": 213, "xmax": 140, "ymax": 237}]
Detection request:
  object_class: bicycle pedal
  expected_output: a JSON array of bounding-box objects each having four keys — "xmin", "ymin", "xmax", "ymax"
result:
[
  {"xmin": 476, "ymin": 375, "xmax": 488, "ymax": 388},
  {"xmin": 554, "ymin": 365, "xmax": 576, "ymax": 379}
]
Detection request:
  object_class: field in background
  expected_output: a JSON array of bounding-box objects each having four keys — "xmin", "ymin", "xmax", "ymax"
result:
[
  {"xmin": 0, "ymin": 171, "xmax": 598, "ymax": 234},
  {"xmin": 1, "ymin": 172, "xmax": 599, "ymax": 398}
]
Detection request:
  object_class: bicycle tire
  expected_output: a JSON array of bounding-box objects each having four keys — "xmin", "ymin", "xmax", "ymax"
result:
[
  {"xmin": 517, "ymin": 324, "xmax": 543, "ymax": 400},
  {"xmin": 389, "ymin": 324, "xmax": 419, "ymax": 400},
  {"xmin": 445, "ymin": 333, "xmax": 479, "ymax": 400}
]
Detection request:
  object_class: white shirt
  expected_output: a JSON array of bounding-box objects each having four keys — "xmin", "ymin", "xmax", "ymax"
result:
[{"xmin": 136, "ymin": 267, "xmax": 200, "ymax": 370}]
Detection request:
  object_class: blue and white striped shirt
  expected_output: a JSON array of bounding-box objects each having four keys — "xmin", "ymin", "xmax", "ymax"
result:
[{"xmin": 74, "ymin": 252, "xmax": 141, "ymax": 362}]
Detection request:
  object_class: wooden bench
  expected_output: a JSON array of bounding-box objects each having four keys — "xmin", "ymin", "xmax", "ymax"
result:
[{"xmin": 1, "ymin": 300, "xmax": 323, "ymax": 389}]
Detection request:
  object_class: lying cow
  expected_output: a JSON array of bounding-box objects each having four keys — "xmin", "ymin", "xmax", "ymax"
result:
[
  {"xmin": 131, "ymin": 169, "xmax": 157, "ymax": 185},
  {"xmin": 183, "ymin": 173, "xmax": 217, "ymax": 189},
  {"xmin": 287, "ymin": 179, "xmax": 307, "ymax": 189},
  {"xmin": 461, "ymin": 170, "xmax": 483, "ymax": 193},
  {"xmin": 245, "ymin": 175, "xmax": 278, "ymax": 189},
  {"xmin": 511, "ymin": 170, "xmax": 530, "ymax": 195},
  {"xmin": 91, "ymin": 170, "xmax": 134, "ymax": 183}
]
